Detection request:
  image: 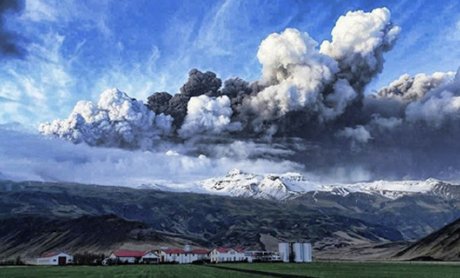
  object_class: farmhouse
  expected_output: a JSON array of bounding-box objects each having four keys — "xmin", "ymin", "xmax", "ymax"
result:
[
  {"xmin": 36, "ymin": 251, "xmax": 73, "ymax": 265},
  {"xmin": 158, "ymin": 248, "xmax": 209, "ymax": 264},
  {"xmin": 140, "ymin": 251, "xmax": 160, "ymax": 264},
  {"xmin": 188, "ymin": 249, "xmax": 209, "ymax": 261},
  {"xmin": 209, "ymin": 247, "xmax": 246, "ymax": 263},
  {"xmin": 109, "ymin": 249, "xmax": 146, "ymax": 263},
  {"xmin": 245, "ymin": 250, "xmax": 281, "ymax": 262},
  {"xmin": 158, "ymin": 248, "xmax": 186, "ymax": 264}
]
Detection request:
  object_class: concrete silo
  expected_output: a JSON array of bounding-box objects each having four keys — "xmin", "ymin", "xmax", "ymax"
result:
[
  {"xmin": 278, "ymin": 242, "xmax": 290, "ymax": 262},
  {"xmin": 293, "ymin": 243, "xmax": 304, "ymax": 262},
  {"xmin": 303, "ymin": 243, "xmax": 312, "ymax": 262}
]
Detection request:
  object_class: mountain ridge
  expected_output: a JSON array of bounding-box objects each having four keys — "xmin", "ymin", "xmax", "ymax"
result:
[
  {"xmin": 1, "ymin": 178, "xmax": 459, "ymax": 260},
  {"xmin": 0, "ymin": 179, "xmax": 406, "ymax": 260},
  {"xmin": 142, "ymin": 169, "xmax": 460, "ymax": 201}
]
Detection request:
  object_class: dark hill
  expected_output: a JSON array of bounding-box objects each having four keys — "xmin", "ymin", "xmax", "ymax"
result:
[
  {"xmin": 0, "ymin": 180, "xmax": 403, "ymax": 259},
  {"xmin": 395, "ymin": 218, "xmax": 460, "ymax": 261}
]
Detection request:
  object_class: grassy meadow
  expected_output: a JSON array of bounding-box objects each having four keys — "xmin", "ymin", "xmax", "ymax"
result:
[{"xmin": 1, "ymin": 261, "xmax": 460, "ymax": 278}]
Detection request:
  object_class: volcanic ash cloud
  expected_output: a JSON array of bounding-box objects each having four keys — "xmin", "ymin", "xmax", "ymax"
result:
[{"xmin": 38, "ymin": 7, "xmax": 460, "ymax": 180}]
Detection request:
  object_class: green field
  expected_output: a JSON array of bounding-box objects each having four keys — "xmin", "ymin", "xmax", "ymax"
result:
[
  {"xmin": 228, "ymin": 262, "xmax": 460, "ymax": 278},
  {"xmin": 0, "ymin": 264, "xmax": 261, "ymax": 278},
  {"xmin": 1, "ymin": 262, "xmax": 460, "ymax": 278}
]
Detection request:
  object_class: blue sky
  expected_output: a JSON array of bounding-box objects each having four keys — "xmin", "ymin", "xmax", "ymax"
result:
[{"xmin": 1, "ymin": 0, "xmax": 459, "ymax": 127}]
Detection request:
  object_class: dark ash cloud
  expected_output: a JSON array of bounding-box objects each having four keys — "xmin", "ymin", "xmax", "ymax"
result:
[{"xmin": 38, "ymin": 7, "xmax": 460, "ymax": 181}]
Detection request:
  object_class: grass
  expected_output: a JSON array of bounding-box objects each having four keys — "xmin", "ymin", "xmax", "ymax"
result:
[
  {"xmin": 1, "ymin": 262, "xmax": 460, "ymax": 278},
  {"xmin": 227, "ymin": 261, "xmax": 460, "ymax": 278},
  {"xmin": 0, "ymin": 264, "xmax": 261, "ymax": 278}
]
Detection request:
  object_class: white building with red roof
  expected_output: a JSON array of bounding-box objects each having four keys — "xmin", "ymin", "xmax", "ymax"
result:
[
  {"xmin": 109, "ymin": 249, "xmax": 143, "ymax": 263},
  {"xmin": 158, "ymin": 247, "xmax": 210, "ymax": 264},
  {"xmin": 107, "ymin": 246, "xmax": 208, "ymax": 264},
  {"xmin": 141, "ymin": 250, "xmax": 160, "ymax": 264},
  {"xmin": 209, "ymin": 247, "xmax": 246, "ymax": 263},
  {"xmin": 36, "ymin": 251, "xmax": 73, "ymax": 265}
]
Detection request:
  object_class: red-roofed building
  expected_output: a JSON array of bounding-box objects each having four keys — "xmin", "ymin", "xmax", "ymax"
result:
[
  {"xmin": 109, "ymin": 249, "xmax": 159, "ymax": 264},
  {"xmin": 107, "ymin": 246, "xmax": 208, "ymax": 264},
  {"xmin": 36, "ymin": 251, "xmax": 73, "ymax": 265},
  {"xmin": 210, "ymin": 247, "xmax": 246, "ymax": 263},
  {"xmin": 158, "ymin": 246, "xmax": 210, "ymax": 264},
  {"xmin": 162, "ymin": 248, "xmax": 186, "ymax": 254},
  {"xmin": 140, "ymin": 250, "xmax": 160, "ymax": 264},
  {"xmin": 191, "ymin": 249, "xmax": 209, "ymax": 255}
]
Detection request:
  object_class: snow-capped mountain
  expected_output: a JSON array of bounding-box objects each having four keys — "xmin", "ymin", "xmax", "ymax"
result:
[
  {"xmin": 201, "ymin": 169, "xmax": 318, "ymax": 200},
  {"xmin": 139, "ymin": 169, "xmax": 460, "ymax": 201}
]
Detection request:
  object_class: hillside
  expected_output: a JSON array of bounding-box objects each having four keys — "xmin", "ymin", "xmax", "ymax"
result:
[
  {"xmin": 395, "ymin": 218, "xmax": 460, "ymax": 261},
  {"xmin": 0, "ymin": 215, "xmax": 147, "ymax": 258},
  {"xmin": 0, "ymin": 180, "xmax": 404, "ymax": 259},
  {"xmin": 1, "ymin": 179, "xmax": 460, "ymax": 260}
]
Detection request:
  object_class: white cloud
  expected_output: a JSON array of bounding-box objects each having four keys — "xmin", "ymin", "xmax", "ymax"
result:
[
  {"xmin": 0, "ymin": 127, "xmax": 302, "ymax": 186},
  {"xmin": 21, "ymin": 0, "xmax": 58, "ymax": 22},
  {"xmin": 0, "ymin": 32, "xmax": 74, "ymax": 127},
  {"xmin": 179, "ymin": 95, "xmax": 241, "ymax": 137},
  {"xmin": 39, "ymin": 88, "xmax": 173, "ymax": 148}
]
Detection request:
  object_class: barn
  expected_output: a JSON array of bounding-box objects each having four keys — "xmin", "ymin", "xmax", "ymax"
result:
[
  {"xmin": 109, "ymin": 249, "xmax": 145, "ymax": 263},
  {"xmin": 36, "ymin": 252, "xmax": 73, "ymax": 265},
  {"xmin": 141, "ymin": 251, "xmax": 160, "ymax": 264},
  {"xmin": 158, "ymin": 248, "xmax": 210, "ymax": 264},
  {"xmin": 158, "ymin": 248, "xmax": 187, "ymax": 264},
  {"xmin": 209, "ymin": 247, "xmax": 246, "ymax": 263}
]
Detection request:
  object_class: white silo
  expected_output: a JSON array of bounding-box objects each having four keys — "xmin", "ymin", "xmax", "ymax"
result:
[
  {"xmin": 293, "ymin": 243, "xmax": 304, "ymax": 262},
  {"xmin": 303, "ymin": 243, "xmax": 312, "ymax": 262},
  {"xmin": 278, "ymin": 242, "xmax": 289, "ymax": 262}
]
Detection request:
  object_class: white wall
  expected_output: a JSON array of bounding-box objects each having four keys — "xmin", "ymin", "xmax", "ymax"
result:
[
  {"xmin": 141, "ymin": 252, "xmax": 159, "ymax": 263},
  {"xmin": 36, "ymin": 253, "xmax": 73, "ymax": 265},
  {"xmin": 160, "ymin": 252, "xmax": 208, "ymax": 264},
  {"xmin": 210, "ymin": 249, "xmax": 246, "ymax": 263},
  {"xmin": 109, "ymin": 254, "xmax": 137, "ymax": 263}
]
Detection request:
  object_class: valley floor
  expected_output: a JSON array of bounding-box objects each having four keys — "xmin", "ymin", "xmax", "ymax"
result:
[{"xmin": 1, "ymin": 262, "xmax": 460, "ymax": 278}]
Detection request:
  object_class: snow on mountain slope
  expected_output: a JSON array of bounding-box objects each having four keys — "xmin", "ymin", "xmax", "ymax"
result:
[
  {"xmin": 201, "ymin": 169, "xmax": 261, "ymax": 198},
  {"xmin": 322, "ymin": 178, "xmax": 443, "ymax": 199},
  {"xmin": 139, "ymin": 169, "xmax": 460, "ymax": 201},
  {"xmin": 200, "ymin": 169, "xmax": 323, "ymax": 200}
]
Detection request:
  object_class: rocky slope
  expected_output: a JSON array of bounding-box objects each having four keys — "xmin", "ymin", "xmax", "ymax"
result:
[
  {"xmin": 395, "ymin": 217, "xmax": 460, "ymax": 261},
  {"xmin": 0, "ymin": 180, "xmax": 403, "ymax": 259},
  {"xmin": 1, "ymin": 179, "xmax": 459, "ymax": 260}
]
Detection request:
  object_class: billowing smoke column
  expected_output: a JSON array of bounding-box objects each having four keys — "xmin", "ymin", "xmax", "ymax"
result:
[
  {"xmin": 40, "ymin": 88, "xmax": 172, "ymax": 148},
  {"xmin": 147, "ymin": 69, "xmax": 223, "ymax": 129},
  {"xmin": 179, "ymin": 95, "xmax": 241, "ymax": 138},
  {"xmin": 243, "ymin": 28, "xmax": 338, "ymax": 128},
  {"xmin": 43, "ymin": 7, "xmax": 403, "ymax": 143},
  {"xmin": 238, "ymin": 7, "xmax": 400, "ymax": 134},
  {"xmin": 319, "ymin": 7, "xmax": 400, "ymax": 91},
  {"xmin": 40, "ymin": 7, "xmax": 460, "ymax": 180}
]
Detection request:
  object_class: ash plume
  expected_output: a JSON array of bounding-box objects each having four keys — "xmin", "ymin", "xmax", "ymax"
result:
[
  {"xmin": 40, "ymin": 88, "xmax": 172, "ymax": 149},
  {"xmin": 39, "ymin": 7, "xmax": 460, "ymax": 180}
]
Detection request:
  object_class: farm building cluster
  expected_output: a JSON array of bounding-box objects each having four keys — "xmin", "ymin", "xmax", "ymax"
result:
[{"xmin": 34, "ymin": 242, "xmax": 312, "ymax": 265}]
